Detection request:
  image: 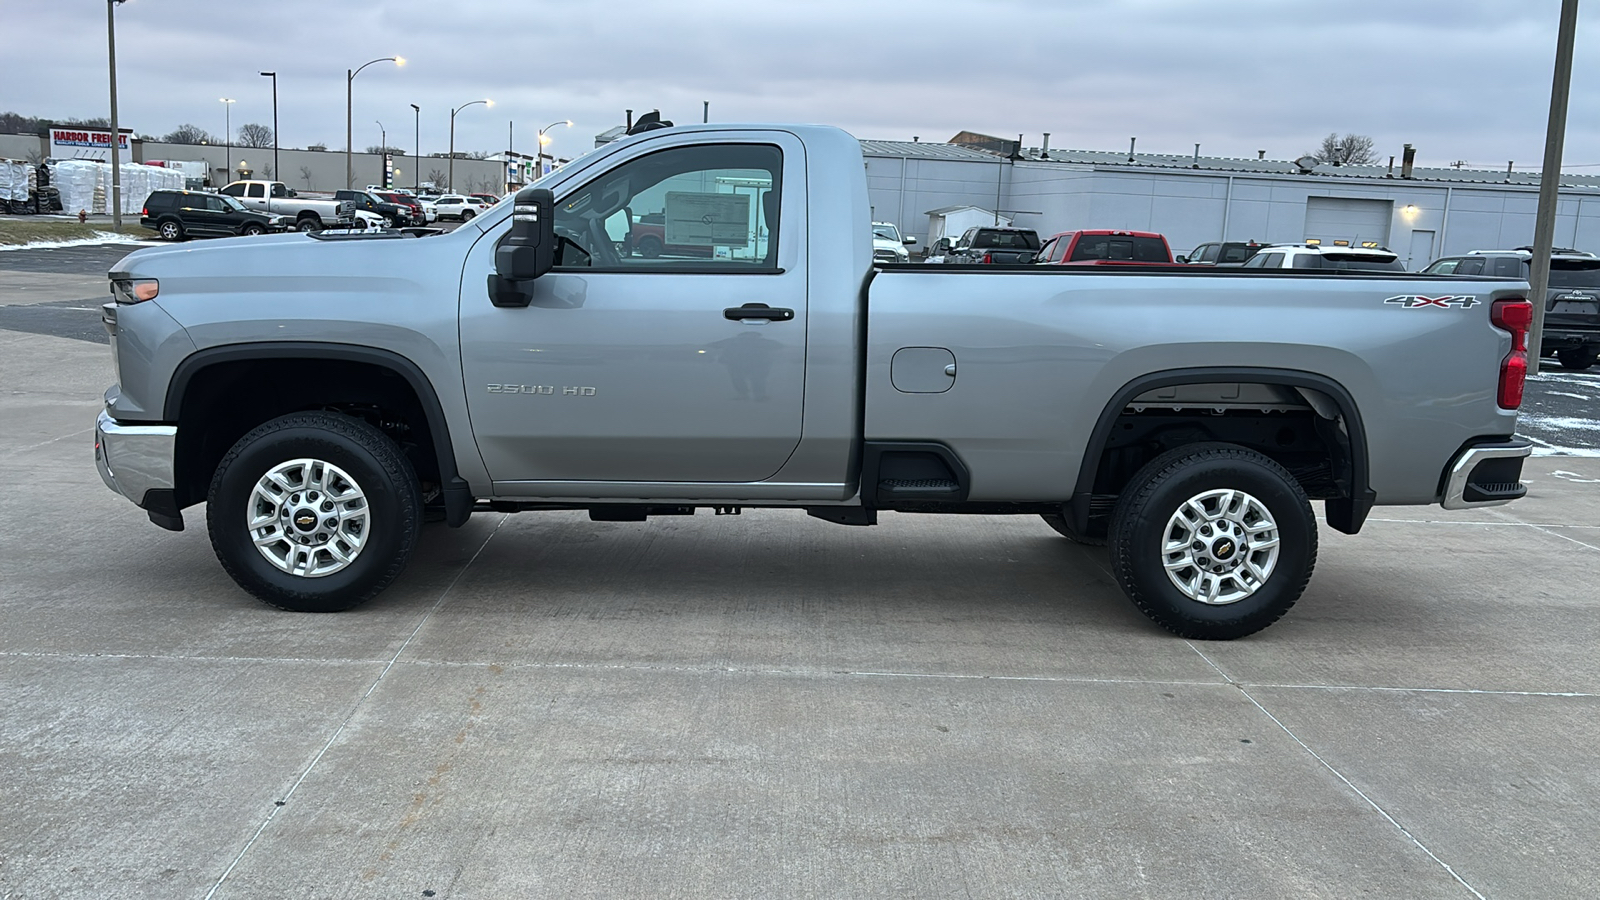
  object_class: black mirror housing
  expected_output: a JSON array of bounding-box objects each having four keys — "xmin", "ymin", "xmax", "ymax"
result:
[{"xmin": 496, "ymin": 187, "xmax": 556, "ymax": 282}]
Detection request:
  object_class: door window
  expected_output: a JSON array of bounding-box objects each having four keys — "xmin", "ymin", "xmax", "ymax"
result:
[
  {"xmin": 1455, "ymin": 258, "xmax": 1485, "ymax": 275},
  {"xmin": 246, "ymin": 183, "xmax": 265, "ymax": 198},
  {"xmin": 270, "ymin": 183, "xmax": 288, "ymax": 198},
  {"xmin": 552, "ymin": 143, "xmax": 781, "ymax": 269},
  {"xmin": 1423, "ymin": 259, "xmax": 1460, "ymax": 275}
]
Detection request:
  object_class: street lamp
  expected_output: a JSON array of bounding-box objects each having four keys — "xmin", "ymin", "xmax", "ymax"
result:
[
  {"xmin": 536, "ymin": 119, "xmax": 572, "ymax": 177},
  {"xmin": 410, "ymin": 103, "xmax": 420, "ymax": 191},
  {"xmin": 107, "ymin": 0, "xmax": 128, "ymax": 227},
  {"xmin": 346, "ymin": 55, "xmax": 403, "ymax": 189},
  {"xmin": 448, "ymin": 99, "xmax": 491, "ymax": 192},
  {"xmin": 259, "ymin": 71, "xmax": 277, "ymax": 181},
  {"xmin": 376, "ymin": 120, "xmax": 386, "ymax": 188},
  {"xmin": 220, "ymin": 98, "xmax": 235, "ymax": 186}
]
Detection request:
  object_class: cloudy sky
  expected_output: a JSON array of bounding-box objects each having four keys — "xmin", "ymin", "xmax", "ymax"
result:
[{"xmin": 5, "ymin": 0, "xmax": 1600, "ymax": 171}]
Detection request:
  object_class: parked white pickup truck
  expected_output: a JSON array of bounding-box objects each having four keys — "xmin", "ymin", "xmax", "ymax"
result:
[
  {"xmin": 96, "ymin": 123, "xmax": 1534, "ymax": 638},
  {"xmin": 218, "ymin": 180, "xmax": 356, "ymax": 232}
]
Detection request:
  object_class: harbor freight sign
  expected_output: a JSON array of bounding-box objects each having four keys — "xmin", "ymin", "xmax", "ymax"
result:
[{"xmin": 49, "ymin": 127, "xmax": 132, "ymax": 164}]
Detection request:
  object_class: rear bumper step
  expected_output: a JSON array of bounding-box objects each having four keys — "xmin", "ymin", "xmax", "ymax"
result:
[{"xmin": 1441, "ymin": 439, "xmax": 1531, "ymax": 510}]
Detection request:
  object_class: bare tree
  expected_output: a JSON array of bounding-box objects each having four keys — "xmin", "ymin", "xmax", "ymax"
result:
[
  {"xmin": 162, "ymin": 123, "xmax": 216, "ymax": 145},
  {"xmin": 427, "ymin": 168, "xmax": 449, "ymax": 190},
  {"xmin": 262, "ymin": 165, "xmax": 274, "ymax": 180},
  {"xmin": 1307, "ymin": 133, "xmax": 1377, "ymax": 166},
  {"xmin": 299, "ymin": 165, "xmax": 314, "ymax": 188},
  {"xmin": 237, "ymin": 123, "xmax": 273, "ymax": 148}
]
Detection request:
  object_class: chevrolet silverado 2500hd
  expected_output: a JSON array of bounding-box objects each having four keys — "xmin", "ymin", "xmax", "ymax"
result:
[{"xmin": 95, "ymin": 124, "xmax": 1533, "ymax": 639}]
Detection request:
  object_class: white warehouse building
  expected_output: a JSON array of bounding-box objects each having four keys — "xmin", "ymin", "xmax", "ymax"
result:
[{"xmin": 861, "ymin": 138, "xmax": 1600, "ymax": 270}]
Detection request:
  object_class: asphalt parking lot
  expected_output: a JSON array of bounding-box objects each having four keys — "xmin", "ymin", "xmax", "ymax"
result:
[{"xmin": 3, "ymin": 241, "xmax": 1599, "ymax": 899}]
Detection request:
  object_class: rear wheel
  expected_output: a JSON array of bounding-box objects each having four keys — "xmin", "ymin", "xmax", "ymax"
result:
[
  {"xmin": 207, "ymin": 411, "xmax": 422, "ymax": 612},
  {"xmin": 1108, "ymin": 444, "xmax": 1316, "ymax": 640},
  {"xmin": 461, "ymin": 209, "xmax": 476, "ymax": 221},
  {"xmin": 1556, "ymin": 347, "xmax": 1598, "ymax": 370},
  {"xmin": 159, "ymin": 219, "xmax": 184, "ymax": 241}
]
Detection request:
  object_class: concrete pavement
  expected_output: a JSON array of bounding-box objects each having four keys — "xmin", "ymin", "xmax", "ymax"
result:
[{"xmin": 1, "ymin": 279, "xmax": 1598, "ymax": 898}]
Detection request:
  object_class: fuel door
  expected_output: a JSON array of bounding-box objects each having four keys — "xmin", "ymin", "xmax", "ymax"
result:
[{"xmin": 890, "ymin": 347, "xmax": 957, "ymax": 393}]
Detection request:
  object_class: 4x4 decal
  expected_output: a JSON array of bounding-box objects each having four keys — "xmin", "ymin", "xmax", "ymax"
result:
[{"xmin": 1384, "ymin": 294, "xmax": 1480, "ymax": 309}]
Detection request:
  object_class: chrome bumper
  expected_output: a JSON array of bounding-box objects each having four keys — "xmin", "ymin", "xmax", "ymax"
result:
[
  {"xmin": 1440, "ymin": 439, "xmax": 1532, "ymax": 510},
  {"xmin": 95, "ymin": 409, "xmax": 177, "ymax": 508}
]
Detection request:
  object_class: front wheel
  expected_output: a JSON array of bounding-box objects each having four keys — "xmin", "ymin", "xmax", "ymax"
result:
[
  {"xmin": 1556, "ymin": 347, "xmax": 1598, "ymax": 370},
  {"xmin": 1108, "ymin": 445, "xmax": 1316, "ymax": 640},
  {"xmin": 241, "ymin": 223, "xmax": 265, "ymax": 236},
  {"xmin": 295, "ymin": 216, "xmax": 323, "ymax": 233},
  {"xmin": 207, "ymin": 411, "xmax": 422, "ymax": 612}
]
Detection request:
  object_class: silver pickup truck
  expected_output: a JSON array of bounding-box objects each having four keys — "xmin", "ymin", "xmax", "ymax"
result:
[
  {"xmin": 218, "ymin": 180, "xmax": 356, "ymax": 232},
  {"xmin": 94, "ymin": 124, "xmax": 1534, "ymax": 638}
]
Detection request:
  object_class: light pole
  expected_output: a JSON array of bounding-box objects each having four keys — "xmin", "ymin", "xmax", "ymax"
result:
[
  {"xmin": 375, "ymin": 120, "xmax": 386, "ymax": 189},
  {"xmin": 259, "ymin": 71, "xmax": 277, "ymax": 181},
  {"xmin": 537, "ymin": 119, "xmax": 572, "ymax": 177},
  {"xmin": 409, "ymin": 103, "xmax": 420, "ymax": 191},
  {"xmin": 448, "ymin": 99, "xmax": 491, "ymax": 192},
  {"xmin": 220, "ymin": 98, "xmax": 235, "ymax": 185},
  {"xmin": 346, "ymin": 56, "xmax": 403, "ymax": 189},
  {"xmin": 107, "ymin": 0, "xmax": 127, "ymax": 227}
]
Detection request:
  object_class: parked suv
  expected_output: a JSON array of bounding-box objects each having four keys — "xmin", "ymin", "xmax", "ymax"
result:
[
  {"xmin": 140, "ymin": 189, "xmax": 287, "ymax": 241},
  {"xmin": 333, "ymin": 189, "xmax": 414, "ymax": 227},
  {"xmin": 1240, "ymin": 244, "xmax": 1406, "ymax": 272},
  {"xmin": 431, "ymin": 194, "xmax": 492, "ymax": 221},
  {"xmin": 1181, "ymin": 241, "xmax": 1267, "ymax": 266},
  {"xmin": 943, "ymin": 226, "xmax": 1040, "ymax": 264},
  {"xmin": 1037, "ymin": 230, "xmax": 1174, "ymax": 266},
  {"xmin": 1422, "ymin": 248, "xmax": 1600, "ymax": 369},
  {"xmin": 373, "ymin": 190, "xmax": 430, "ymax": 223}
]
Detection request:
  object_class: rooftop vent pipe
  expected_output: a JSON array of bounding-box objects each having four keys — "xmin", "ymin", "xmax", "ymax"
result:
[
  {"xmin": 1401, "ymin": 143, "xmax": 1415, "ymax": 179},
  {"xmin": 1041, "ymin": 132, "xmax": 1050, "ymax": 160}
]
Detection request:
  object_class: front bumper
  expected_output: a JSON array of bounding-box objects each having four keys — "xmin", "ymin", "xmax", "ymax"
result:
[
  {"xmin": 95, "ymin": 409, "xmax": 182, "ymax": 529},
  {"xmin": 1440, "ymin": 439, "xmax": 1531, "ymax": 510}
]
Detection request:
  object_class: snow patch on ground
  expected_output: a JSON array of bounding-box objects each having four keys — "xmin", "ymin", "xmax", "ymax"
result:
[
  {"xmin": 1519, "ymin": 415, "xmax": 1600, "ymax": 432},
  {"xmin": 0, "ymin": 233, "xmax": 158, "ymax": 252},
  {"xmin": 1533, "ymin": 448, "xmax": 1600, "ymax": 457}
]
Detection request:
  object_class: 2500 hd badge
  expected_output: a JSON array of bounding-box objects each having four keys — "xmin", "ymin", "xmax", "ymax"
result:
[{"xmin": 486, "ymin": 384, "xmax": 598, "ymax": 396}]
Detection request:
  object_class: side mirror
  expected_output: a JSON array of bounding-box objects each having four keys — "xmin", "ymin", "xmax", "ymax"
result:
[
  {"xmin": 1175, "ymin": 255, "xmax": 1188, "ymax": 264},
  {"xmin": 903, "ymin": 236, "xmax": 917, "ymax": 245},
  {"xmin": 490, "ymin": 187, "xmax": 556, "ymax": 307},
  {"xmin": 287, "ymin": 189, "xmax": 298, "ymax": 198}
]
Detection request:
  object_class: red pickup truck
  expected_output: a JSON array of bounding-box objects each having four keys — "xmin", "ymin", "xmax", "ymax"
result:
[{"xmin": 1037, "ymin": 229, "xmax": 1174, "ymax": 266}]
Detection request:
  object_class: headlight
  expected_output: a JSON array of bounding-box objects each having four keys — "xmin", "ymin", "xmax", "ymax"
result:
[{"xmin": 110, "ymin": 278, "xmax": 159, "ymax": 304}]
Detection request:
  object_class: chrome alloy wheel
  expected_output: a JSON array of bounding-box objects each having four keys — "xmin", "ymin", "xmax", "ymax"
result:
[
  {"xmin": 1161, "ymin": 488, "xmax": 1281, "ymax": 605},
  {"xmin": 247, "ymin": 458, "xmax": 369, "ymax": 577}
]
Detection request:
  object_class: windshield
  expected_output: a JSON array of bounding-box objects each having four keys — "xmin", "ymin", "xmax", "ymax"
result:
[
  {"xmin": 1317, "ymin": 253, "xmax": 1404, "ymax": 272},
  {"xmin": 1070, "ymin": 235, "xmax": 1169, "ymax": 262},
  {"xmin": 218, "ymin": 194, "xmax": 249, "ymax": 212},
  {"xmin": 873, "ymin": 224, "xmax": 902, "ymax": 242},
  {"xmin": 973, "ymin": 230, "xmax": 1041, "ymax": 250}
]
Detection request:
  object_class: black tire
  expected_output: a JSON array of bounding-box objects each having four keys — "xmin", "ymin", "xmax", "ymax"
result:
[
  {"xmin": 1040, "ymin": 512, "xmax": 1106, "ymax": 546},
  {"xmin": 1108, "ymin": 444, "xmax": 1316, "ymax": 640},
  {"xmin": 637, "ymin": 236, "xmax": 663, "ymax": 259},
  {"xmin": 461, "ymin": 209, "xmax": 476, "ymax": 221},
  {"xmin": 295, "ymin": 216, "xmax": 323, "ymax": 233},
  {"xmin": 1556, "ymin": 347, "xmax": 1598, "ymax": 370},
  {"xmin": 206, "ymin": 411, "xmax": 422, "ymax": 612},
  {"xmin": 159, "ymin": 219, "xmax": 184, "ymax": 241},
  {"xmin": 241, "ymin": 223, "xmax": 265, "ymax": 236}
]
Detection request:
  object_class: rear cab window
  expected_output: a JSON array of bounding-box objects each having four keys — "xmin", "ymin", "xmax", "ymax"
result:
[{"xmin": 1069, "ymin": 234, "xmax": 1166, "ymax": 262}]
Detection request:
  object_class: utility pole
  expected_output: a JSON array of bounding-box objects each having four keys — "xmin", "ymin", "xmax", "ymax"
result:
[
  {"xmin": 260, "ymin": 71, "xmax": 278, "ymax": 181},
  {"xmin": 1528, "ymin": 0, "xmax": 1581, "ymax": 377},
  {"xmin": 107, "ymin": 0, "xmax": 126, "ymax": 227},
  {"xmin": 220, "ymin": 98, "xmax": 235, "ymax": 183},
  {"xmin": 410, "ymin": 103, "xmax": 420, "ymax": 191}
]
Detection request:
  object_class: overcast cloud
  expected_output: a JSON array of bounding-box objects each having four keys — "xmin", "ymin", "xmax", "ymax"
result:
[{"xmin": 5, "ymin": 0, "xmax": 1599, "ymax": 172}]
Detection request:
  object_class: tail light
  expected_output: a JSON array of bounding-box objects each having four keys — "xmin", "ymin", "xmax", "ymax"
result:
[
  {"xmin": 1491, "ymin": 298, "xmax": 1532, "ymax": 409},
  {"xmin": 982, "ymin": 252, "xmax": 993, "ymax": 264},
  {"xmin": 140, "ymin": 207, "xmax": 148, "ymax": 217}
]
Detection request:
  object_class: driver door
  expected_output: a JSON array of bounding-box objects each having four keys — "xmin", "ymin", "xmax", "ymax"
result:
[{"xmin": 459, "ymin": 132, "xmax": 807, "ymax": 489}]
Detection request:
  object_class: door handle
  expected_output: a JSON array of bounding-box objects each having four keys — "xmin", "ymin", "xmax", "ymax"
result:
[{"xmin": 724, "ymin": 303, "xmax": 794, "ymax": 322}]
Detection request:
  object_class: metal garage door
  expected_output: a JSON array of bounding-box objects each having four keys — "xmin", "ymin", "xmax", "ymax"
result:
[{"xmin": 1304, "ymin": 197, "xmax": 1393, "ymax": 247}]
